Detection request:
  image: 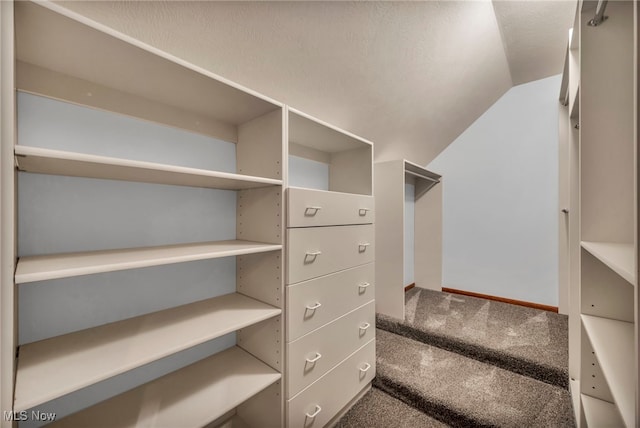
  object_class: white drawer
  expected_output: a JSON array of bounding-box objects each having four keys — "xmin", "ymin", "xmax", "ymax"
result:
[
  {"xmin": 286, "ymin": 263, "xmax": 374, "ymax": 342},
  {"xmin": 287, "ymin": 188, "xmax": 374, "ymax": 227},
  {"xmin": 287, "ymin": 224, "xmax": 374, "ymax": 284},
  {"xmin": 287, "ymin": 301, "xmax": 375, "ymax": 398},
  {"xmin": 287, "ymin": 339, "xmax": 375, "ymax": 428}
]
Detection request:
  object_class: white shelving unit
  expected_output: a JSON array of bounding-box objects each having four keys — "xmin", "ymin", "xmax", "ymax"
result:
[
  {"xmin": 285, "ymin": 108, "xmax": 376, "ymax": 427},
  {"xmin": 15, "ymin": 146, "xmax": 283, "ymax": 190},
  {"xmin": 559, "ymin": 1, "xmax": 639, "ymax": 427},
  {"xmin": 374, "ymin": 159, "xmax": 441, "ymax": 319},
  {"xmin": 2, "ymin": 1, "xmax": 286, "ymax": 426},
  {"xmin": 47, "ymin": 347, "xmax": 281, "ymax": 428},
  {"xmin": 580, "ymin": 241, "xmax": 635, "ymax": 286},
  {"xmin": 14, "ymin": 293, "xmax": 281, "ymax": 411},
  {"xmin": 15, "ymin": 241, "xmax": 282, "ymax": 284}
]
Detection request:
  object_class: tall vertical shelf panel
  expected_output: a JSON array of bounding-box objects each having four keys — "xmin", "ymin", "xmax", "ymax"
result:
[
  {"xmin": 558, "ymin": 1, "xmax": 582, "ymax": 414},
  {"xmin": 285, "ymin": 108, "xmax": 375, "ymax": 427},
  {"xmin": 374, "ymin": 159, "xmax": 441, "ymax": 319},
  {"xmin": 4, "ymin": 1, "xmax": 286, "ymax": 427},
  {"xmin": 560, "ymin": 1, "xmax": 639, "ymax": 427}
]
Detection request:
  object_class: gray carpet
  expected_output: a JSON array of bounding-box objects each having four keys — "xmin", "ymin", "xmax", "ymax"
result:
[
  {"xmin": 336, "ymin": 387, "xmax": 449, "ymax": 428},
  {"xmin": 374, "ymin": 329, "xmax": 575, "ymax": 428},
  {"xmin": 377, "ymin": 288, "xmax": 569, "ymax": 388}
]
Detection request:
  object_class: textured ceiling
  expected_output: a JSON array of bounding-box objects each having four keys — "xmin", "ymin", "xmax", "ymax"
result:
[
  {"xmin": 493, "ymin": 0, "xmax": 577, "ymax": 85},
  {"xmin": 56, "ymin": 1, "xmax": 575, "ymax": 165}
]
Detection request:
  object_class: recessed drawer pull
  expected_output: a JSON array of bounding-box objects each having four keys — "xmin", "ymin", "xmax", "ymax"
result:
[
  {"xmin": 304, "ymin": 206, "xmax": 322, "ymax": 216},
  {"xmin": 358, "ymin": 282, "xmax": 371, "ymax": 289},
  {"xmin": 359, "ymin": 208, "xmax": 371, "ymax": 216},
  {"xmin": 358, "ymin": 243, "xmax": 371, "ymax": 252},
  {"xmin": 306, "ymin": 302, "xmax": 322, "ymax": 311},
  {"xmin": 305, "ymin": 352, "xmax": 322, "ymax": 363},
  {"xmin": 359, "ymin": 363, "xmax": 372, "ymax": 373},
  {"xmin": 305, "ymin": 405, "xmax": 322, "ymax": 419},
  {"xmin": 359, "ymin": 322, "xmax": 371, "ymax": 331}
]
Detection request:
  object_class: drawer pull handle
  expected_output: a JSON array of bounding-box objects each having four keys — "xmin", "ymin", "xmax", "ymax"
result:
[
  {"xmin": 306, "ymin": 302, "xmax": 322, "ymax": 311},
  {"xmin": 358, "ymin": 282, "xmax": 371, "ymax": 289},
  {"xmin": 305, "ymin": 206, "xmax": 322, "ymax": 216},
  {"xmin": 359, "ymin": 208, "xmax": 371, "ymax": 216},
  {"xmin": 358, "ymin": 243, "xmax": 371, "ymax": 252},
  {"xmin": 359, "ymin": 322, "xmax": 371, "ymax": 331},
  {"xmin": 305, "ymin": 405, "xmax": 322, "ymax": 419},
  {"xmin": 359, "ymin": 363, "xmax": 372, "ymax": 373},
  {"xmin": 305, "ymin": 353, "xmax": 322, "ymax": 363},
  {"xmin": 305, "ymin": 250, "xmax": 322, "ymax": 256}
]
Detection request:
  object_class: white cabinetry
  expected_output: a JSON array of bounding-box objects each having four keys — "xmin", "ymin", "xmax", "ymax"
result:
[
  {"xmin": 559, "ymin": 1, "xmax": 638, "ymax": 427},
  {"xmin": 2, "ymin": 1, "xmax": 285, "ymax": 426},
  {"xmin": 285, "ymin": 108, "xmax": 375, "ymax": 427},
  {"xmin": 374, "ymin": 159, "xmax": 441, "ymax": 319}
]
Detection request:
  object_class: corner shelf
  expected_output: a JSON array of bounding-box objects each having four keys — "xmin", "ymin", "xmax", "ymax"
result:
[
  {"xmin": 14, "ymin": 292, "xmax": 281, "ymax": 411},
  {"xmin": 48, "ymin": 346, "xmax": 281, "ymax": 428},
  {"xmin": 581, "ymin": 394, "xmax": 624, "ymax": 427},
  {"xmin": 581, "ymin": 241, "xmax": 635, "ymax": 286},
  {"xmin": 15, "ymin": 146, "xmax": 283, "ymax": 190},
  {"xmin": 15, "ymin": 240, "xmax": 282, "ymax": 283},
  {"xmin": 581, "ymin": 314, "xmax": 635, "ymax": 427}
]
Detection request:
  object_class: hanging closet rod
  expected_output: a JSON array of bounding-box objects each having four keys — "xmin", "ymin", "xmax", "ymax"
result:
[
  {"xmin": 588, "ymin": 0, "xmax": 608, "ymax": 26},
  {"xmin": 405, "ymin": 169, "xmax": 440, "ymax": 183}
]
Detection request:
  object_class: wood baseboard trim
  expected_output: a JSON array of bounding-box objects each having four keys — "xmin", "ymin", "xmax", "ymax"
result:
[
  {"xmin": 404, "ymin": 283, "xmax": 416, "ymax": 292},
  {"xmin": 441, "ymin": 287, "xmax": 558, "ymax": 313}
]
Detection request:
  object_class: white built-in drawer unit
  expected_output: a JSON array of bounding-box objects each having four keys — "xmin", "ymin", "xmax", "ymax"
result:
[
  {"xmin": 287, "ymin": 187, "xmax": 374, "ymax": 227},
  {"xmin": 286, "ymin": 301, "xmax": 375, "ymax": 397},
  {"xmin": 286, "ymin": 263, "xmax": 374, "ymax": 341},
  {"xmin": 287, "ymin": 340, "xmax": 376, "ymax": 428},
  {"xmin": 287, "ymin": 224, "xmax": 374, "ymax": 284}
]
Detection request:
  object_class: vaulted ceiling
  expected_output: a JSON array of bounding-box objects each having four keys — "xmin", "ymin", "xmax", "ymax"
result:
[{"xmin": 57, "ymin": 0, "xmax": 576, "ymax": 165}]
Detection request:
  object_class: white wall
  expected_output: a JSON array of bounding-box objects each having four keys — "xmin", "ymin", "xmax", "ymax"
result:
[
  {"xmin": 288, "ymin": 155, "xmax": 329, "ymax": 191},
  {"xmin": 428, "ymin": 75, "xmax": 560, "ymax": 306}
]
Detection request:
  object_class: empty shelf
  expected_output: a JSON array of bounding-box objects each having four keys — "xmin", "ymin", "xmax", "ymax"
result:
[
  {"xmin": 15, "ymin": 145, "xmax": 283, "ymax": 190},
  {"xmin": 581, "ymin": 394, "xmax": 624, "ymax": 428},
  {"xmin": 581, "ymin": 241, "xmax": 635, "ymax": 285},
  {"xmin": 581, "ymin": 314, "xmax": 634, "ymax": 427},
  {"xmin": 15, "ymin": 240, "xmax": 282, "ymax": 283},
  {"xmin": 49, "ymin": 346, "xmax": 281, "ymax": 428},
  {"xmin": 14, "ymin": 293, "xmax": 281, "ymax": 411}
]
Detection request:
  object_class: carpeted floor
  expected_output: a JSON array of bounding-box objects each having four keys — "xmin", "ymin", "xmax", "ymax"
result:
[
  {"xmin": 335, "ymin": 387, "xmax": 449, "ymax": 428},
  {"xmin": 377, "ymin": 287, "xmax": 569, "ymax": 388},
  {"xmin": 337, "ymin": 288, "xmax": 575, "ymax": 427},
  {"xmin": 374, "ymin": 329, "xmax": 574, "ymax": 428}
]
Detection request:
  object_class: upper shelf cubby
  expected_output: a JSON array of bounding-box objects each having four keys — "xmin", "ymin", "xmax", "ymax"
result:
[
  {"xmin": 14, "ymin": 1, "xmax": 284, "ymax": 181},
  {"xmin": 287, "ymin": 108, "xmax": 373, "ymax": 196}
]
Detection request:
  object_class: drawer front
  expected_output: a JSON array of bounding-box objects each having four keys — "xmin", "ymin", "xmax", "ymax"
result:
[
  {"xmin": 287, "ymin": 339, "xmax": 375, "ymax": 428},
  {"xmin": 287, "ymin": 301, "xmax": 375, "ymax": 398},
  {"xmin": 287, "ymin": 188, "xmax": 374, "ymax": 227},
  {"xmin": 286, "ymin": 263, "xmax": 374, "ymax": 342},
  {"xmin": 287, "ymin": 224, "xmax": 374, "ymax": 284}
]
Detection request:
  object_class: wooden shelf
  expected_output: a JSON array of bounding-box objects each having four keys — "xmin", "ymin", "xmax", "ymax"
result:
[
  {"xmin": 48, "ymin": 346, "xmax": 281, "ymax": 428},
  {"xmin": 581, "ymin": 394, "xmax": 624, "ymax": 428},
  {"xmin": 581, "ymin": 314, "xmax": 635, "ymax": 427},
  {"xmin": 15, "ymin": 145, "xmax": 282, "ymax": 190},
  {"xmin": 581, "ymin": 241, "xmax": 635, "ymax": 285},
  {"xmin": 15, "ymin": 240, "xmax": 282, "ymax": 284},
  {"xmin": 14, "ymin": 293, "xmax": 281, "ymax": 411}
]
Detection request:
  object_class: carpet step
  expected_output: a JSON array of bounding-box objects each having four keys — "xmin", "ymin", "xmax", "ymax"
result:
[
  {"xmin": 336, "ymin": 387, "xmax": 449, "ymax": 428},
  {"xmin": 374, "ymin": 329, "xmax": 575, "ymax": 428},
  {"xmin": 377, "ymin": 287, "xmax": 569, "ymax": 388}
]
